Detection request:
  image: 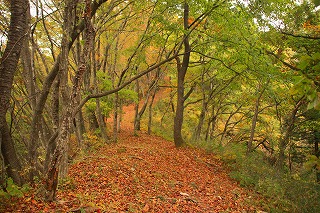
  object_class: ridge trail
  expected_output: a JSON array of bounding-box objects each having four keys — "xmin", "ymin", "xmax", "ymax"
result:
[{"xmin": 2, "ymin": 90, "xmax": 264, "ymax": 212}]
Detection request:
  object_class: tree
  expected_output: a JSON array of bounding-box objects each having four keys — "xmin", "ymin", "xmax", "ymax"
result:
[
  {"xmin": 173, "ymin": 2, "xmax": 191, "ymax": 147},
  {"xmin": 0, "ymin": 0, "xmax": 29, "ymax": 186}
]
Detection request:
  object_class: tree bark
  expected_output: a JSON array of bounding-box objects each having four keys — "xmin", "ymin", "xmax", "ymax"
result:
[
  {"xmin": 247, "ymin": 81, "xmax": 268, "ymax": 154},
  {"xmin": 29, "ymin": 0, "xmax": 109, "ymax": 181},
  {"xmin": 314, "ymin": 130, "xmax": 320, "ymax": 183},
  {"xmin": 174, "ymin": 2, "xmax": 191, "ymax": 147},
  {"xmin": 43, "ymin": 0, "xmax": 94, "ymax": 200},
  {"xmin": 277, "ymin": 97, "xmax": 304, "ymax": 170},
  {"xmin": 113, "ymin": 92, "xmax": 119, "ymax": 142},
  {"xmin": 148, "ymin": 87, "xmax": 157, "ymax": 135},
  {"xmin": 0, "ymin": 0, "xmax": 29, "ymax": 185}
]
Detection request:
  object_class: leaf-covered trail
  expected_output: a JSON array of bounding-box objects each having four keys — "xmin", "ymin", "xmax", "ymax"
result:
[
  {"xmin": 2, "ymin": 92, "xmax": 264, "ymax": 212},
  {"xmin": 63, "ymin": 131, "xmax": 260, "ymax": 212},
  {"xmin": 3, "ymin": 131, "xmax": 263, "ymax": 212}
]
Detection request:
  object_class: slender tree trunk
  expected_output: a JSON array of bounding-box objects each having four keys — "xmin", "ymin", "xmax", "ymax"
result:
[
  {"xmin": 247, "ymin": 81, "xmax": 268, "ymax": 154},
  {"xmin": 93, "ymin": 30, "xmax": 109, "ymax": 143},
  {"xmin": 277, "ymin": 97, "xmax": 304, "ymax": 170},
  {"xmin": 148, "ymin": 87, "xmax": 157, "ymax": 135},
  {"xmin": 134, "ymin": 79, "xmax": 140, "ymax": 135},
  {"xmin": 134, "ymin": 77, "xmax": 156, "ymax": 134},
  {"xmin": 314, "ymin": 130, "xmax": 320, "ymax": 183},
  {"xmin": 113, "ymin": 92, "xmax": 119, "ymax": 142},
  {"xmin": 0, "ymin": 0, "xmax": 29, "ymax": 185},
  {"xmin": 193, "ymin": 71, "xmax": 209, "ymax": 142},
  {"xmin": 75, "ymin": 109, "xmax": 85, "ymax": 148},
  {"xmin": 174, "ymin": 2, "xmax": 191, "ymax": 147},
  {"xmin": 30, "ymin": 0, "xmax": 109, "ymax": 181},
  {"xmin": 43, "ymin": 0, "xmax": 94, "ymax": 200},
  {"xmin": 193, "ymin": 100, "xmax": 207, "ymax": 141},
  {"xmin": 21, "ymin": 19, "xmax": 36, "ymax": 111},
  {"xmin": 96, "ymin": 98, "xmax": 109, "ymax": 142},
  {"xmin": 89, "ymin": 112, "xmax": 99, "ymax": 131},
  {"xmin": 118, "ymin": 99, "xmax": 123, "ymax": 132}
]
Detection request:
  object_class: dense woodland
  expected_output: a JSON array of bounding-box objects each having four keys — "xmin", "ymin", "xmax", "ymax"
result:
[{"xmin": 1, "ymin": 0, "xmax": 320, "ymax": 211}]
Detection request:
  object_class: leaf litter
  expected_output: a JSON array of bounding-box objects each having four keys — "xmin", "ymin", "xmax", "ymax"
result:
[
  {"xmin": 2, "ymin": 130, "xmax": 265, "ymax": 212},
  {"xmin": 1, "ymin": 94, "xmax": 266, "ymax": 212}
]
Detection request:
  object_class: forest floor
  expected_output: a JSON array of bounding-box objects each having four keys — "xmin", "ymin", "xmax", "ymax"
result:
[{"xmin": 1, "ymin": 92, "xmax": 266, "ymax": 212}]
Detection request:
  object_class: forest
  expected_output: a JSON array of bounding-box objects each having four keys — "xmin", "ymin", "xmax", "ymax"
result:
[{"xmin": 0, "ymin": 0, "xmax": 320, "ymax": 212}]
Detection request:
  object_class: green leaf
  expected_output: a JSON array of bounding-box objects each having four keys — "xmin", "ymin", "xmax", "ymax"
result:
[
  {"xmin": 314, "ymin": 0, "xmax": 320, "ymax": 7},
  {"xmin": 6, "ymin": 178, "xmax": 24, "ymax": 198}
]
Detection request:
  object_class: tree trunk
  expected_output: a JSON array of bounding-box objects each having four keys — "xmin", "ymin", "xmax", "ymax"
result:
[
  {"xmin": 193, "ymin": 100, "xmax": 207, "ymax": 142},
  {"xmin": 75, "ymin": 110, "xmax": 85, "ymax": 148},
  {"xmin": 134, "ymin": 79, "xmax": 140, "ymax": 135},
  {"xmin": 0, "ymin": 0, "xmax": 29, "ymax": 185},
  {"xmin": 92, "ymin": 28, "xmax": 109, "ymax": 143},
  {"xmin": 43, "ymin": 0, "xmax": 93, "ymax": 200},
  {"xmin": 96, "ymin": 98, "xmax": 109, "ymax": 142},
  {"xmin": 314, "ymin": 130, "xmax": 320, "ymax": 183},
  {"xmin": 30, "ymin": 0, "xmax": 109, "ymax": 181},
  {"xmin": 173, "ymin": 2, "xmax": 191, "ymax": 147},
  {"xmin": 113, "ymin": 92, "xmax": 119, "ymax": 142},
  {"xmin": 277, "ymin": 97, "xmax": 304, "ymax": 170},
  {"xmin": 148, "ymin": 87, "xmax": 157, "ymax": 135},
  {"xmin": 247, "ymin": 81, "xmax": 268, "ymax": 154},
  {"xmin": 0, "ymin": 130, "xmax": 4, "ymax": 186},
  {"xmin": 134, "ymin": 77, "xmax": 156, "ymax": 134},
  {"xmin": 0, "ymin": 119, "xmax": 24, "ymax": 185}
]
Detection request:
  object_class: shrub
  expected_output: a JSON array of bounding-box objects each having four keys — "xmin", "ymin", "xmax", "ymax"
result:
[
  {"xmin": 212, "ymin": 144, "xmax": 320, "ymax": 212},
  {"xmin": 0, "ymin": 178, "xmax": 30, "ymax": 199}
]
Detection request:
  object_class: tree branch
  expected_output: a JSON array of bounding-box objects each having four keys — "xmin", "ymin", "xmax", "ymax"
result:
[
  {"xmin": 265, "ymin": 50, "xmax": 300, "ymax": 71},
  {"xmin": 281, "ymin": 30, "xmax": 320, "ymax": 40},
  {"xmin": 74, "ymin": 53, "xmax": 180, "ymax": 116}
]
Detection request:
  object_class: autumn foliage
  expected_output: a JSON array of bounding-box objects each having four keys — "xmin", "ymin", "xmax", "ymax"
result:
[{"xmin": 1, "ymin": 131, "xmax": 263, "ymax": 212}]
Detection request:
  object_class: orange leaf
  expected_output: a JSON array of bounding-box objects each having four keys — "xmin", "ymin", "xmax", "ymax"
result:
[{"xmin": 142, "ymin": 203, "xmax": 150, "ymax": 212}]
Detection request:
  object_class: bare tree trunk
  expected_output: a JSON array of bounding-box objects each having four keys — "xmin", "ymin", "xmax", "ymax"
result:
[
  {"xmin": 193, "ymin": 71, "xmax": 209, "ymax": 142},
  {"xmin": 174, "ymin": 2, "xmax": 191, "ymax": 147},
  {"xmin": 21, "ymin": 23, "xmax": 36, "ymax": 110},
  {"xmin": 113, "ymin": 92, "xmax": 119, "ymax": 142},
  {"xmin": 219, "ymin": 105, "xmax": 243, "ymax": 145},
  {"xmin": 118, "ymin": 99, "xmax": 123, "ymax": 132},
  {"xmin": 29, "ymin": 0, "xmax": 109, "ymax": 182},
  {"xmin": 193, "ymin": 100, "xmax": 207, "ymax": 141},
  {"xmin": 93, "ymin": 29, "xmax": 109, "ymax": 143},
  {"xmin": 89, "ymin": 112, "xmax": 99, "ymax": 131},
  {"xmin": 0, "ymin": 0, "xmax": 29, "ymax": 185},
  {"xmin": 247, "ymin": 81, "xmax": 268, "ymax": 154},
  {"xmin": 75, "ymin": 109, "xmax": 85, "ymax": 148},
  {"xmin": 205, "ymin": 106, "xmax": 215, "ymax": 142},
  {"xmin": 148, "ymin": 87, "xmax": 157, "ymax": 135},
  {"xmin": 96, "ymin": 98, "xmax": 109, "ymax": 142},
  {"xmin": 134, "ymin": 79, "xmax": 140, "ymax": 135},
  {"xmin": 43, "ymin": 0, "xmax": 93, "ymax": 200},
  {"xmin": 134, "ymin": 76, "xmax": 157, "ymax": 134}
]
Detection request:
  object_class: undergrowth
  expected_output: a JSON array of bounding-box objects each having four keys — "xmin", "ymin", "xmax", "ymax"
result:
[
  {"xmin": 208, "ymin": 142, "xmax": 320, "ymax": 213},
  {"xmin": 148, "ymin": 99, "xmax": 320, "ymax": 212},
  {"xmin": 0, "ymin": 178, "xmax": 30, "ymax": 201}
]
